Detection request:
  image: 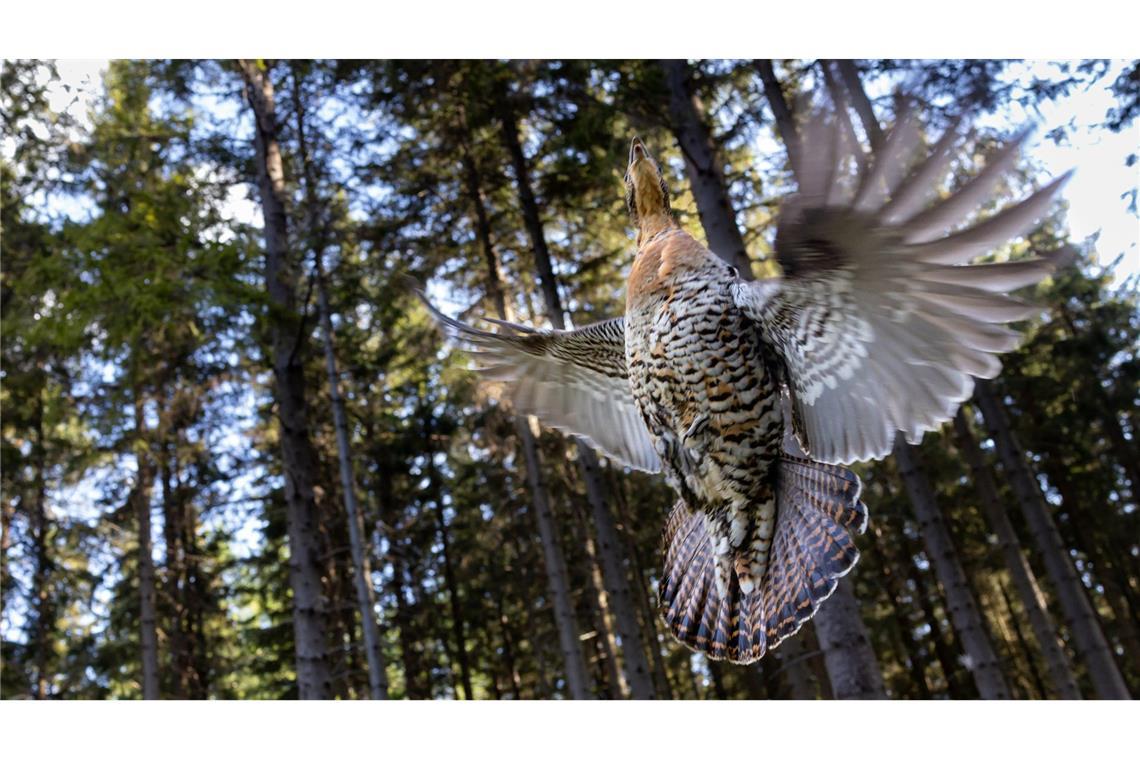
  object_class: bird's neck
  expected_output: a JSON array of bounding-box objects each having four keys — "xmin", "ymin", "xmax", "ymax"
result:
[{"xmin": 637, "ymin": 212, "xmax": 676, "ymax": 248}]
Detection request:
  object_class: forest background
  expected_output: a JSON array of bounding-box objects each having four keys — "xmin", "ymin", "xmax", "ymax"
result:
[{"xmin": 2, "ymin": 56, "xmax": 1138, "ymax": 703}]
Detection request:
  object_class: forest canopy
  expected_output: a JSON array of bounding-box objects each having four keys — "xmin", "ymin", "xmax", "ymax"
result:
[{"xmin": 1, "ymin": 58, "xmax": 1138, "ymax": 701}]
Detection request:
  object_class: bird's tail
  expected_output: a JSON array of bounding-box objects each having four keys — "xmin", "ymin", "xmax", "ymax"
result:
[{"xmin": 659, "ymin": 455, "xmax": 866, "ymax": 664}]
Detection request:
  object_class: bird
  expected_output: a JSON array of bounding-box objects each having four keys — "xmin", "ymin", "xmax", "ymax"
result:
[{"xmin": 417, "ymin": 106, "xmax": 1070, "ymax": 664}]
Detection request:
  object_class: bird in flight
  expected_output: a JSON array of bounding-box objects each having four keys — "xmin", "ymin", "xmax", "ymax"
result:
[{"xmin": 419, "ymin": 107, "xmax": 1069, "ymax": 664}]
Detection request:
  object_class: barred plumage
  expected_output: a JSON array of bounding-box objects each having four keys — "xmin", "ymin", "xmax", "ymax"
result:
[{"xmin": 421, "ymin": 115, "xmax": 1067, "ymax": 664}]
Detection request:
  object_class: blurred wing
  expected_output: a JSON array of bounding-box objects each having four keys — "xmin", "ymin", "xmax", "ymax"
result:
[
  {"xmin": 418, "ymin": 295, "xmax": 661, "ymax": 473},
  {"xmin": 734, "ymin": 112, "xmax": 1068, "ymax": 465}
]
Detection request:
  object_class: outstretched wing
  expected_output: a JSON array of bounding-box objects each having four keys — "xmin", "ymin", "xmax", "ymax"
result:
[
  {"xmin": 734, "ymin": 112, "xmax": 1068, "ymax": 465},
  {"xmin": 417, "ymin": 294, "xmax": 661, "ymax": 473}
]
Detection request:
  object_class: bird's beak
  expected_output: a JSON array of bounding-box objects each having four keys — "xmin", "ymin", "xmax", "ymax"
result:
[{"xmin": 629, "ymin": 136, "xmax": 647, "ymax": 166}]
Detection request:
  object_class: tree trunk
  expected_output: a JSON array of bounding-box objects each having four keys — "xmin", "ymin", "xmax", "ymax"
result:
[
  {"xmin": 516, "ymin": 416, "xmax": 595, "ymax": 699},
  {"xmin": 811, "ymin": 583, "xmax": 887, "ymax": 699},
  {"xmin": 132, "ymin": 390, "xmax": 160, "ymax": 700},
  {"xmin": 29, "ymin": 383, "xmax": 54, "ymax": 699},
  {"xmin": 610, "ymin": 473, "xmax": 676, "ymax": 699},
  {"xmin": 459, "ymin": 125, "xmax": 595, "ymax": 698},
  {"xmin": 237, "ymin": 59, "xmax": 332, "ymax": 700},
  {"xmin": 659, "ymin": 59, "xmax": 753, "ymax": 277},
  {"xmin": 495, "ymin": 84, "xmax": 655, "ymax": 698},
  {"xmin": 997, "ymin": 575, "xmax": 1050, "ymax": 698},
  {"xmin": 774, "ymin": 632, "xmax": 820, "ymax": 699},
  {"xmin": 902, "ymin": 536, "xmax": 977, "ymax": 699},
  {"xmin": 290, "ymin": 63, "xmax": 387, "ymax": 699},
  {"xmin": 372, "ymin": 443, "xmax": 429, "ymax": 700},
  {"xmin": 834, "ymin": 60, "xmax": 885, "ymax": 149},
  {"xmin": 953, "ymin": 408, "xmax": 1082, "ymax": 699},
  {"xmin": 817, "ymin": 60, "xmax": 868, "ymax": 172},
  {"xmin": 869, "ymin": 523, "xmax": 934, "ymax": 699},
  {"xmin": 319, "ymin": 268, "xmax": 388, "ymax": 700},
  {"xmin": 423, "ymin": 413, "xmax": 475, "ymax": 700},
  {"xmin": 158, "ymin": 437, "xmax": 187, "ymax": 700},
  {"xmin": 753, "ymin": 60, "xmax": 802, "ymax": 179},
  {"xmin": 893, "ymin": 440, "xmax": 1011, "ymax": 699},
  {"xmin": 573, "ymin": 507, "xmax": 628, "ymax": 698},
  {"xmin": 974, "ymin": 380, "xmax": 1131, "ymax": 699}
]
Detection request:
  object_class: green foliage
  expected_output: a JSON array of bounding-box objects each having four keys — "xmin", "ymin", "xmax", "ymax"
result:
[{"xmin": 2, "ymin": 58, "xmax": 1137, "ymax": 700}]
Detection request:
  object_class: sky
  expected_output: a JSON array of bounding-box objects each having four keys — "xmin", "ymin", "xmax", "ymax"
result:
[{"xmin": 22, "ymin": 58, "xmax": 1139, "ymax": 288}]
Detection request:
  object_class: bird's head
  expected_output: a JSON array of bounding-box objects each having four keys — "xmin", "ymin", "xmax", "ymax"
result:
[{"xmin": 625, "ymin": 137, "xmax": 674, "ymax": 247}]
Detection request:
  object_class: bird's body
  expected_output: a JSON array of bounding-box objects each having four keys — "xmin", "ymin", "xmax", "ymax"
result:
[
  {"xmin": 420, "ymin": 111, "xmax": 1069, "ymax": 664},
  {"xmin": 626, "ymin": 227, "xmax": 783, "ymax": 597}
]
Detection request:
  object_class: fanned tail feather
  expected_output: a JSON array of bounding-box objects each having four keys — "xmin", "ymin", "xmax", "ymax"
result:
[{"xmin": 659, "ymin": 457, "xmax": 865, "ymax": 664}]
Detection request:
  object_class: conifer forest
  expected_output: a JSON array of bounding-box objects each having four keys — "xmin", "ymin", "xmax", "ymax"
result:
[{"xmin": 2, "ymin": 58, "xmax": 1139, "ymax": 700}]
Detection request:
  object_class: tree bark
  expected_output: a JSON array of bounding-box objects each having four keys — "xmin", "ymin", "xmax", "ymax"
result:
[
  {"xmin": 610, "ymin": 474, "xmax": 677, "ymax": 699},
  {"xmin": 132, "ymin": 390, "xmax": 160, "ymax": 700},
  {"xmin": 459, "ymin": 124, "xmax": 595, "ymax": 698},
  {"xmin": 996, "ymin": 574, "xmax": 1049, "ymax": 698},
  {"xmin": 516, "ymin": 416, "xmax": 595, "ymax": 699},
  {"xmin": 291, "ymin": 65, "xmax": 389, "ymax": 700},
  {"xmin": 811, "ymin": 583, "xmax": 887, "ymax": 699},
  {"xmin": 974, "ymin": 380, "xmax": 1131, "ymax": 699},
  {"xmin": 893, "ymin": 440, "xmax": 1011, "ymax": 699},
  {"xmin": 29, "ymin": 383, "xmax": 54, "ymax": 699},
  {"xmin": 753, "ymin": 60, "xmax": 802, "ymax": 179},
  {"xmin": 158, "ymin": 436, "xmax": 187, "ymax": 700},
  {"xmin": 953, "ymin": 408, "xmax": 1082, "ymax": 699},
  {"xmin": 869, "ymin": 523, "xmax": 934, "ymax": 699},
  {"xmin": 495, "ymin": 83, "xmax": 655, "ymax": 699},
  {"xmin": 774, "ymin": 632, "xmax": 820, "ymax": 699},
  {"xmin": 817, "ymin": 60, "xmax": 868, "ymax": 172},
  {"xmin": 422, "ymin": 413, "xmax": 475, "ymax": 700},
  {"xmin": 835, "ymin": 60, "xmax": 885, "ymax": 149},
  {"xmin": 659, "ymin": 59, "xmax": 753, "ymax": 277},
  {"xmin": 572, "ymin": 505, "xmax": 628, "ymax": 698},
  {"xmin": 318, "ymin": 266, "xmax": 388, "ymax": 700},
  {"xmin": 237, "ymin": 59, "xmax": 332, "ymax": 700}
]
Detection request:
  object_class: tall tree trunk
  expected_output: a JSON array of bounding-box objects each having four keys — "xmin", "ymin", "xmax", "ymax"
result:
[
  {"xmin": 372, "ymin": 443, "xmax": 428, "ymax": 699},
  {"xmin": 974, "ymin": 380, "xmax": 1131, "ymax": 699},
  {"xmin": 423, "ymin": 413, "xmax": 475, "ymax": 700},
  {"xmin": 291, "ymin": 64, "xmax": 388, "ymax": 699},
  {"xmin": 319, "ymin": 266, "xmax": 388, "ymax": 700},
  {"xmin": 811, "ymin": 583, "xmax": 887, "ymax": 699},
  {"xmin": 774, "ymin": 632, "xmax": 820, "ymax": 699},
  {"xmin": 495, "ymin": 594, "xmax": 524, "ymax": 699},
  {"xmin": 575, "ymin": 510, "xmax": 628, "ymax": 698},
  {"xmin": 495, "ymin": 84, "xmax": 655, "ymax": 698},
  {"xmin": 29, "ymin": 383, "xmax": 54, "ymax": 699},
  {"xmin": 834, "ymin": 60, "xmax": 885, "ymax": 149},
  {"xmin": 515, "ymin": 417, "xmax": 595, "ymax": 699},
  {"xmin": 893, "ymin": 440, "xmax": 1011, "ymax": 699},
  {"xmin": 996, "ymin": 575, "xmax": 1050, "ymax": 698},
  {"xmin": 237, "ymin": 59, "xmax": 332, "ymax": 700},
  {"xmin": 132, "ymin": 389, "xmax": 160, "ymax": 700},
  {"xmin": 610, "ymin": 473, "xmax": 676, "ymax": 699},
  {"xmin": 1043, "ymin": 458, "xmax": 1140, "ymax": 674},
  {"xmin": 753, "ymin": 60, "xmax": 802, "ymax": 178},
  {"xmin": 902, "ymin": 535, "xmax": 977, "ymax": 699},
  {"xmin": 459, "ymin": 124, "xmax": 595, "ymax": 698},
  {"xmin": 953, "ymin": 408, "xmax": 1082, "ymax": 699},
  {"xmin": 158, "ymin": 436, "xmax": 187, "ymax": 700},
  {"xmin": 869, "ymin": 523, "xmax": 934, "ymax": 699},
  {"xmin": 1054, "ymin": 302, "xmax": 1140, "ymax": 493},
  {"xmin": 817, "ymin": 61, "xmax": 868, "ymax": 172},
  {"xmin": 659, "ymin": 59, "xmax": 753, "ymax": 277}
]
